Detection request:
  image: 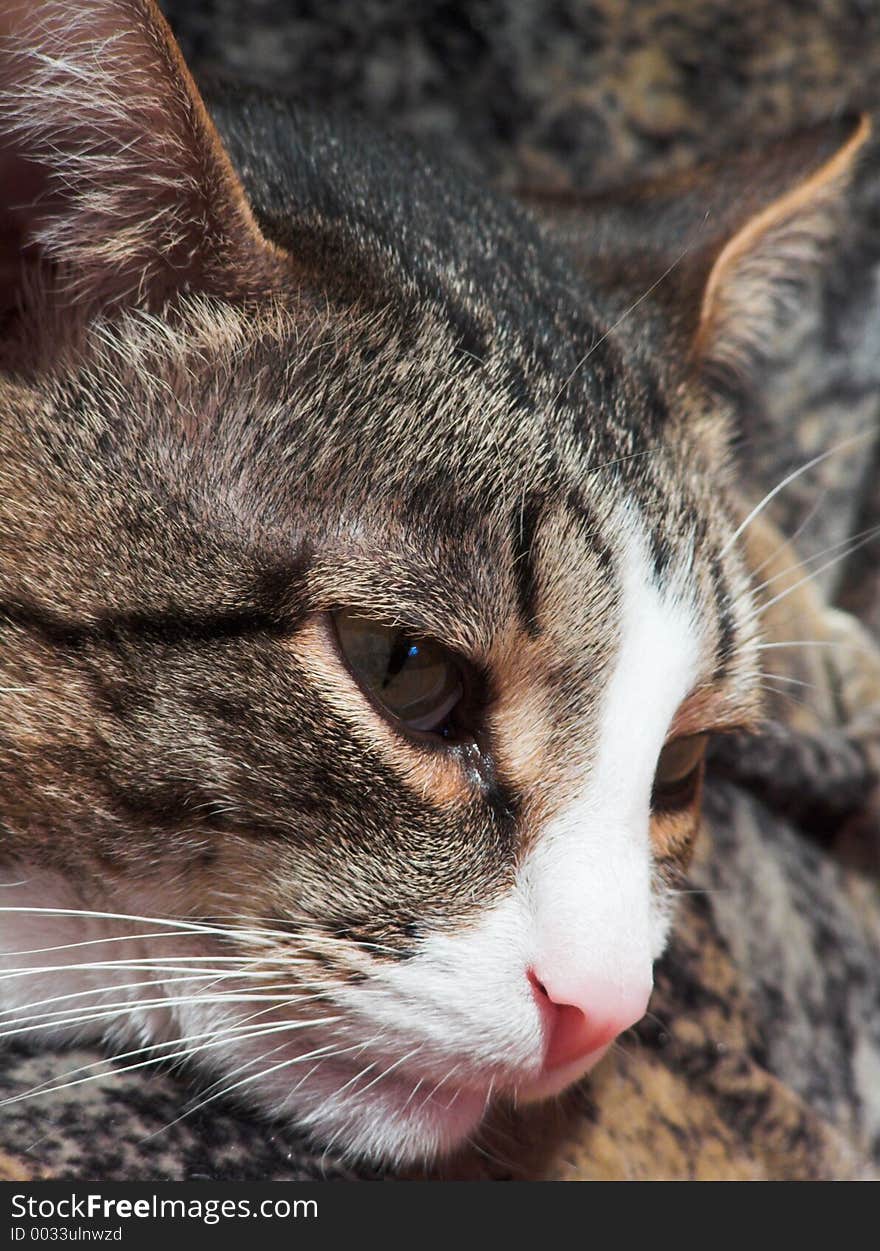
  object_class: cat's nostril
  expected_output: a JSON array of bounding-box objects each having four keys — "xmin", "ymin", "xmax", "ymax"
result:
[
  {"xmin": 528, "ymin": 969, "xmax": 549, "ymax": 1000},
  {"xmin": 528, "ymin": 967, "xmax": 651, "ymax": 1073}
]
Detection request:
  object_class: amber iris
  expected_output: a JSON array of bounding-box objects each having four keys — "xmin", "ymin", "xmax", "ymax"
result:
[
  {"xmin": 652, "ymin": 733, "xmax": 708, "ymax": 811},
  {"xmin": 333, "ymin": 609, "xmax": 465, "ymax": 737}
]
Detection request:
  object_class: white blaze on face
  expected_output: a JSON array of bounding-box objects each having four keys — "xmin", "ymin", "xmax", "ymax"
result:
[
  {"xmin": 519, "ymin": 523, "xmax": 702, "ymax": 1020},
  {"xmin": 357, "ymin": 521, "xmax": 703, "ymax": 1096}
]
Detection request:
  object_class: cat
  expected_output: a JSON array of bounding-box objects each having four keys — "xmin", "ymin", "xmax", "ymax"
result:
[{"xmin": 0, "ymin": 0, "xmax": 871, "ymax": 1168}]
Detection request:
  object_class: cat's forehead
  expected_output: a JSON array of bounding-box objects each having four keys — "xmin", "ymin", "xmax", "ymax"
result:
[
  {"xmin": 186, "ymin": 274, "xmax": 690, "ymax": 486},
  {"xmin": 251, "ymin": 308, "xmax": 719, "ymax": 571},
  {"xmin": 41, "ymin": 288, "xmax": 731, "ymax": 643}
]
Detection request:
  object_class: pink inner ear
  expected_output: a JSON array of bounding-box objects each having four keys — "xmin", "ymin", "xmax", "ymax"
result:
[{"xmin": 0, "ymin": 0, "xmax": 289, "ymax": 355}]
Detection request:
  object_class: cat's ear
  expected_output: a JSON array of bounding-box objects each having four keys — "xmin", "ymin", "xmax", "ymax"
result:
[
  {"xmin": 527, "ymin": 117, "xmax": 870, "ymax": 384},
  {"xmin": 692, "ymin": 116, "xmax": 870, "ymax": 380},
  {"xmin": 0, "ymin": 0, "xmax": 286, "ymax": 360}
]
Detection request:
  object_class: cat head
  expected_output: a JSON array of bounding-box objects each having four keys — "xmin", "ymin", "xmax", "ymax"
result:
[{"xmin": 0, "ymin": 0, "xmax": 868, "ymax": 1163}]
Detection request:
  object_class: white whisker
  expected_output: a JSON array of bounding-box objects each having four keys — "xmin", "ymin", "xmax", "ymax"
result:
[
  {"xmin": 756, "ymin": 671, "xmax": 818, "ymax": 690},
  {"xmin": 150, "ymin": 1037, "xmax": 368, "ymax": 1138},
  {"xmin": 0, "ymin": 973, "xmax": 327, "ymax": 1029},
  {"xmin": 0, "ymin": 958, "xmax": 309, "ymax": 984},
  {"xmin": 745, "ymin": 488, "xmax": 828, "ymax": 582},
  {"xmin": 748, "ymin": 520, "xmax": 880, "ymax": 601},
  {"xmin": 746, "ymin": 523, "xmax": 880, "ymax": 624},
  {"xmin": 752, "ymin": 638, "xmax": 875, "ymax": 656},
  {"xmin": 1, "ymin": 929, "xmax": 240, "ymax": 958},
  {"xmin": 0, "ymin": 1015, "xmax": 347, "ymax": 1111},
  {"xmin": 720, "ymin": 429, "xmax": 874, "ymax": 557}
]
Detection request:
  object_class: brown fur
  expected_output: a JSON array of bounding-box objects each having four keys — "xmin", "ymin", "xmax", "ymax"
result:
[{"xmin": 0, "ymin": 0, "xmax": 873, "ymax": 1170}]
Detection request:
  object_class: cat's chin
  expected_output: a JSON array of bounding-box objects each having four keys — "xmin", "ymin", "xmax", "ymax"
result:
[
  {"xmin": 276, "ymin": 1066, "xmax": 493, "ymax": 1167},
  {"xmin": 257, "ymin": 1047, "xmax": 615, "ymax": 1167}
]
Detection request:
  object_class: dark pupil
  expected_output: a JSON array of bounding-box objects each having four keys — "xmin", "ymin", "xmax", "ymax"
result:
[
  {"xmin": 334, "ymin": 610, "xmax": 463, "ymax": 736},
  {"xmin": 384, "ymin": 636, "xmax": 418, "ymax": 685}
]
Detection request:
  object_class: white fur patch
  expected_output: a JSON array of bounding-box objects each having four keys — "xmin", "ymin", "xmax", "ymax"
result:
[{"xmin": 521, "ymin": 518, "xmax": 702, "ymax": 990}]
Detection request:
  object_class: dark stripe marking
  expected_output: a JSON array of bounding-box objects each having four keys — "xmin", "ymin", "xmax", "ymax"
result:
[{"xmin": 0, "ymin": 557, "xmax": 310, "ymax": 650}]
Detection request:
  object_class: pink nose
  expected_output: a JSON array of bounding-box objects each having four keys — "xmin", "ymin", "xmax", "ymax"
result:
[{"xmin": 529, "ymin": 969, "xmax": 651, "ymax": 1073}]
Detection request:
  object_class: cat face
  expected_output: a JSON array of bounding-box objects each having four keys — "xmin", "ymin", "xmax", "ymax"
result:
[
  {"xmin": 0, "ymin": 293, "xmax": 755, "ymax": 1160},
  {"xmin": 0, "ymin": 0, "xmax": 866, "ymax": 1164}
]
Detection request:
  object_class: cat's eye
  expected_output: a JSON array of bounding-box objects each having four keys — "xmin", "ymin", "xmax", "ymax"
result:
[
  {"xmin": 332, "ymin": 608, "xmax": 468, "ymax": 740},
  {"xmin": 651, "ymin": 733, "xmax": 709, "ymax": 812}
]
